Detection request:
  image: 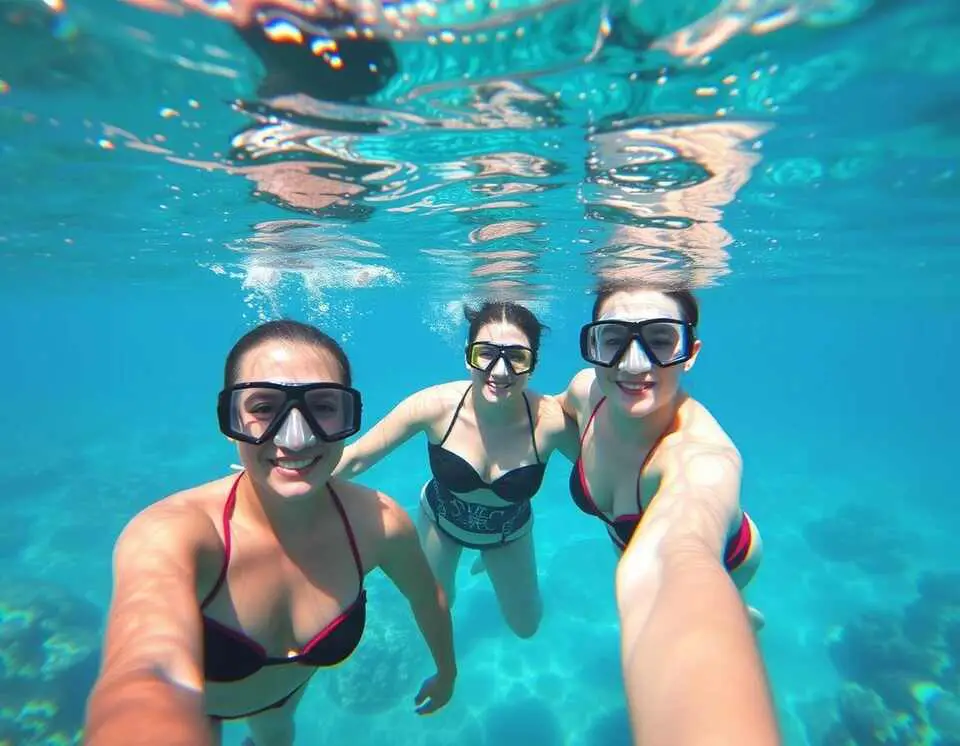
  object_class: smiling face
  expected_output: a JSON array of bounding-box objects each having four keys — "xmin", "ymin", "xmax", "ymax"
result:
[
  {"xmin": 466, "ymin": 320, "xmax": 534, "ymax": 404},
  {"xmin": 233, "ymin": 339, "xmax": 346, "ymax": 501},
  {"xmin": 592, "ymin": 289, "xmax": 701, "ymax": 419}
]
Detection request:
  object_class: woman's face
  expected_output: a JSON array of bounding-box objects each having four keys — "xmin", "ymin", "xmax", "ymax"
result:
[
  {"xmin": 466, "ymin": 321, "xmax": 534, "ymax": 405},
  {"xmin": 232, "ymin": 340, "xmax": 347, "ymax": 501},
  {"xmin": 591, "ymin": 290, "xmax": 700, "ymax": 419}
]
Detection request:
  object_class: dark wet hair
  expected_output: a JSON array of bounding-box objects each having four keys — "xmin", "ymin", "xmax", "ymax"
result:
[
  {"xmin": 463, "ymin": 301, "xmax": 547, "ymax": 360},
  {"xmin": 591, "ymin": 281, "xmax": 700, "ymax": 328},
  {"xmin": 224, "ymin": 319, "xmax": 352, "ymax": 388}
]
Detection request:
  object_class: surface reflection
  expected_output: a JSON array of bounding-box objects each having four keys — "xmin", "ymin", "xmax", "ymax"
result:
[
  {"xmin": 582, "ymin": 116, "xmax": 771, "ymax": 288},
  {"xmin": 0, "ymin": 0, "xmax": 890, "ymax": 300}
]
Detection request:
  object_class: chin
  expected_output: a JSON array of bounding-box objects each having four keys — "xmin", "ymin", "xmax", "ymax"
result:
[
  {"xmin": 269, "ymin": 479, "xmax": 328, "ymax": 502},
  {"xmin": 613, "ymin": 397, "xmax": 658, "ymax": 419}
]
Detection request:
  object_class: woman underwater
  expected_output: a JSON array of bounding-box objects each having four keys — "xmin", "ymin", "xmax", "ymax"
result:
[
  {"xmin": 557, "ymin": 281, "xmax": 764, "ymax": 627},
  {"xmin": 334, "ymin": 301, "xmax": 577, "ymax": 639},
  {"xmin": 85, "ymin": 320, "xmax": 457, "ymax": 746}
]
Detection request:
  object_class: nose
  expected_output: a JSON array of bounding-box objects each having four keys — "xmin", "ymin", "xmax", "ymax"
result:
[
  {"xmin": 273, "ymin": 408, "xmax": 318, "ymax": 451},
  {"xmin": 490, "ymin": 356, "xmax": 511, "ymax": 378},
  {"xmin": 618, "ymin": 339, "xmax": 652, "ymax": 374}
]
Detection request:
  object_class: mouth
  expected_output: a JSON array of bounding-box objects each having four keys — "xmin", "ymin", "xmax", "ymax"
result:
[
  {"xmin": 486, "ymin": 380, "xmax": 513, "ymax": 393},
  {"xmin": 270, "ymin": 455, "xmax": 322, "ymax": 475},
  {"xmin": 616, "ymin": 380, "xmax": 654, "ymax": 396}
]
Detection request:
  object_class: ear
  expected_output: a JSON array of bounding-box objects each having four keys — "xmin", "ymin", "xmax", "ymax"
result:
[{"xmin": 683, "ymin": 339, "xmax": 703, "ymax": 372}]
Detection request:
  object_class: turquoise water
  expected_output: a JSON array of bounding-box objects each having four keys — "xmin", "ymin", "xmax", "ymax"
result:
[{"xmin": 2, "ymin": 0, "xmax": 959, "ymax": 744}]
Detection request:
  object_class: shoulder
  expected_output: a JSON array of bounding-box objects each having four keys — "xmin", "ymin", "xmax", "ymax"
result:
[
  {"xmin": 566, "ymin": 368, "xmax": 596, "ymax": 403},
  {"xmin": 528, "ymin": 389, "xmax": 573, "ymax": 434},
  {"xmin": 329, "ymin": 480, "xmax": 417, "ymax": 569},
  {"xmin": 555, "ymin": 368, "xmax": 597, "ymax": 419},
  {"xmin": 673, "ymin": 397, "xmax": 739, "ymax": 464},
  {"xmin": 328, "ymin": 479, "xmax": 414, "ymax": 539},
  {"xmin": 113, "ymin": 478, "xmax": 227, "ymax": 571},
  {"xmin": 404, "ymin": 381, "xmax": 471, "ymax": 420}
]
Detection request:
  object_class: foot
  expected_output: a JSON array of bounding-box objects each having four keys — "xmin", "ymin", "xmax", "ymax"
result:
[{"xmin": 470, "ymin": 555, "xmax": 486, "ymax": 576}]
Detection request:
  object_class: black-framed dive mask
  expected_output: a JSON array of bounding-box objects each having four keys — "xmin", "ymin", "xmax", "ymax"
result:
[
  {"xmin": 466, "ymin": 342, "xmax": 536, "ymax": 376},
  {"xmin": 579, "ymin": 319, "xmax": 696, "ymax": 368},
  {"xmin": 217, "ymin": 382, "xmax": 362, "ymax": 445}
]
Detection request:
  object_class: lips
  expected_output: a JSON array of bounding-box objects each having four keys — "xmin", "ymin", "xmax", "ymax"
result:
[
  {"xmin": 616, "ymin": 380, "xmax": 654, "ymax": 396},
  {"xmin": 270, "ymin": 455, "xmax": 322, "ymax": 475}
]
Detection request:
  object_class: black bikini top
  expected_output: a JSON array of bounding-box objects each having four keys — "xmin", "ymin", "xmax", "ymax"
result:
[
  {"xmin": 428, "ymin": 385, "xmax": 546, "ymax": 504},
  {"xmin": 201, "ymin": 475, "xmax": 367, "ymax": 683}
]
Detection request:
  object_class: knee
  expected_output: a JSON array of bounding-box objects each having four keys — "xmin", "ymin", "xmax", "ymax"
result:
[
  {"xmin": 443, "ymin": 582, "xmax": 457, "ymax": 610},
  {"xmin": 505, "ymin": 598, "xmax": 542, "ymax": 640},
  {"xmin": 247, "ymin": 716, "xmax": 295, "ymax": 746}
]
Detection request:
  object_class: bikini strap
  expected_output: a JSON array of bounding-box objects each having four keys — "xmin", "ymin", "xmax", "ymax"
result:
[
  {"xmin": 580, "ymin": 396, "xmax": 607, "ymax": 449},
  {"xmin": 437, "ymin": 385, "xmax": 472, "ymax": 447},
  {"xmin": 633, "ymin": 413, "xmax": 680, "ymax": 510},
  {"xmin": 521, "ymin": 392, "xmax": 542, "ymax": 464},
  {"xmin": 199, "ymin": 471, "xmax": 243, "ymax": 610},
  {"xmin": 327, "ymin": 483, "xmax": 365, "ymax": 586}
]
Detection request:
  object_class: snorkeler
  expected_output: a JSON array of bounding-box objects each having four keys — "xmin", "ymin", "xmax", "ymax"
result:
[
  {"xmin": 557, "ymin": 281, "xmax": 764, "ymax": 627},
  {"xmin": 334, "ymin": 301, "xmax": 577, "ymax": 639},
  {"xmin": 84, "ymin": 320, "xmax": 456, "ymax": 746}
]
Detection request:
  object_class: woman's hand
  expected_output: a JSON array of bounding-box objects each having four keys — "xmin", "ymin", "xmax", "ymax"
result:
[{"xmin": 414, "ymin": 669, "xmax": 456, "ymax": 715}]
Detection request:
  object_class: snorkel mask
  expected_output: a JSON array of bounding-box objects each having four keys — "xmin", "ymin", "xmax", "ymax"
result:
[
  {"xmin": 580, "ymin": 318, "xmax": 695, "ymax": 371},
  {"xmin": 218, "ymin": 381, "xmax": 362, "ymax": 448}
]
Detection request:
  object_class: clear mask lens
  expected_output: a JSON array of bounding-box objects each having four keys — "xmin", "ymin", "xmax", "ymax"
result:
[
  {"xmin": 582, "ymin": 320, "xmax": 691, "ymax": 367},
  {"xmin": 222, "ymin": 384, "xmax": 360, "ymax": 444}
]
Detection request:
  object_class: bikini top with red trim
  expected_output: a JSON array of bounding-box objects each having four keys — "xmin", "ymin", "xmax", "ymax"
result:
[
  {"xmin": 200, "ymin": 474, "xmax": 367, "ymax": 684},
  {"xmin": 568, "ymin": 396, "xmax": 752, "ymax": 569}
]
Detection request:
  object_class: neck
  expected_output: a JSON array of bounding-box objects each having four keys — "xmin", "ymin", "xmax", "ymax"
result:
[
  {"xmin": 605, "ymin": 390, "xmax": 685, "ymax": 446},
  {"xmin": 235, "ymin": 473, "xmax": 329, "ymax": 537},
  {"xmin": 471, "ymin": 384, "xmax": 526, "ymax": 425}
]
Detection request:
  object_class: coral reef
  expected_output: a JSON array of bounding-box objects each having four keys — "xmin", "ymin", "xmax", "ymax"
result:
[
  {"xmin": 803, "ymin": 504, "xmax": 912, "ymax": 576},
  {"xmin": 801, "ymin": 571, "xmax": 960, "ymax": 745},
  {"xmin": 0, "ymin": 579, "xmax": 103, "ymax": 746}
]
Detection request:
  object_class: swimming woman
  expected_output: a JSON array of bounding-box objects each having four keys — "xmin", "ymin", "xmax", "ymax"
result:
[
  {"xmin": 557, "ymin": 281, "xmax": 764, "ymax": 626},
  {"xmin": 334, "ymin": 301, "xmax": 576, "ymax": 639},
  {"xmin": 85, "ymin": 320, "xmax": 456, "ymax": 746}
]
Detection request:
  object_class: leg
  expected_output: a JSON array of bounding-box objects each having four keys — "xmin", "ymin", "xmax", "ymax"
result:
[
  {"xmin": 243, "ymin": 679, "xmax": 310, "ymax": 746},
  {"xmin": 481, "ymin": 531, "xmax": 542, "ymax": 639},
  {"xmin": 417, "ymin": 501, "xmax": 464, "ymax": 606},
  {"xmin": 208, "ymin": 718, "xmax": 223, "ymax": 746}
]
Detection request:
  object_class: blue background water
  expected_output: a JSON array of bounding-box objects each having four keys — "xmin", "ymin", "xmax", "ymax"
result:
[{"xmin": 2, "ymin": 0, "xmax": 959, "ymax": 744}]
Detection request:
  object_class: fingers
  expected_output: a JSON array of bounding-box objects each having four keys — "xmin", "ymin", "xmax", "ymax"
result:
[
  {"xmin": 414, "ymin": 685, "xmax": 428, "ymax": 706},
  {"xmin": 415, "ymin": 696, "xmax": 443, "ymax": 716},
  {"xmin": 416, "ymin": 700, "xmax": 437, "ymax": 715}
]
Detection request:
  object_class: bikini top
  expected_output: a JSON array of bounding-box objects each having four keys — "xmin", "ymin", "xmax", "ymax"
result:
[
  {"xmin": 201, "ymin": 474, "xmax": 367, "ymax": 684},
  {"xmin": 569, "ymin": 397, "xmax": 654, "ymax": 549},
  {"xmin": 569, "ymin": 396, "xmax": 753, "ymax": 569},
  {"xmin": 427, "ymin": 385, "xmax": 546, "ymax": 504}
]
